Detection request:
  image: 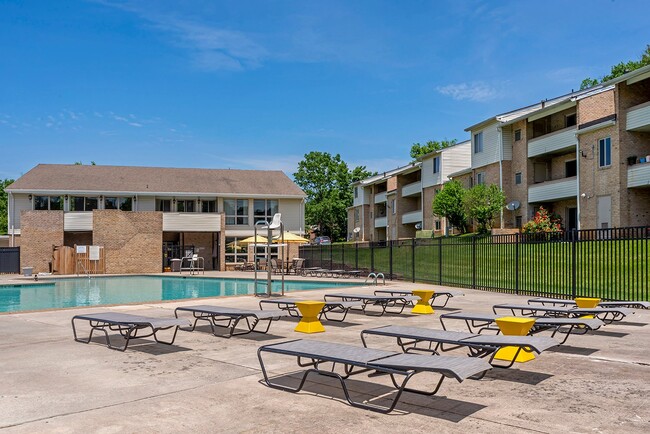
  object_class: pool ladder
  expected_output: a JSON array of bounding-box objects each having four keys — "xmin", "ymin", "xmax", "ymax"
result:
[
  {"xmin": 364, "ymin": 272, "xmax": 385, "ymax": 286},
  {"xmin": 76, "ymin": 260, "xmax": 91, "ymax": 279}
]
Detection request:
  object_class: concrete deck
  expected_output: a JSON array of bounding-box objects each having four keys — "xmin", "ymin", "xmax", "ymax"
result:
[{"xmin": 1, "ymin": 273, "xmax": 649, "ymax": 433}]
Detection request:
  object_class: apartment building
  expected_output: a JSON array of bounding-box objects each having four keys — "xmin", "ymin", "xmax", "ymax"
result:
[
  {"xmin": 6, "ymin": 164, "xmax": 306, "ymax": 273},
  {"xmin": 462, "ymin": 65, "xmax": 650, "ymax": 230},
  {"xmin": 347, "ymin": 141, "xmax": 471, "ymax": 241}
]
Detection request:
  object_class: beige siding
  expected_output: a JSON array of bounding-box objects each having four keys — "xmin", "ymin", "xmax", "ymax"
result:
[
  {"xmin": 137, "ymin": 196, "xmax": 156, "ymax": 211},
  {"xmin": 162, "ymin": 213, "xmax": 221, "ymax": 232},
  {"xmin": 441, "ymin": 142, "xmax": 471, "ymax": 180},
  {"xmin": 528, "ymin": 177, "xmax": 578, "ymax": 203},
  {"xmin": 626, "ymin": 101, "xmax": 650, "ymax": 131},
  {"xmin": 528, "ymin": 127, "xmax": 578, "ymax": 158},
  {"xmin": 501, "ymin": 125, "xmax": 513, "ymax": 160},
  {"xmin": 628, "ymin": 164, "xmax": 650, "ymax": 188},
  {"xmin": 9, "ymin": 193, "xmax": 31, "ymax": 231},
  {"xmin": 472, "ymin": 123, "xmax": 500, "ymax": 169}
]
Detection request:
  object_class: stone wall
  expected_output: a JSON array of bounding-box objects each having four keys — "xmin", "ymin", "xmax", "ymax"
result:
[
  {"xmin": 19, "ymin": 211, "xmax": 64, "ymax": 273},
  {"xmin": 93, "ymin": 210, "xmax": 162, "ymax": 274}
]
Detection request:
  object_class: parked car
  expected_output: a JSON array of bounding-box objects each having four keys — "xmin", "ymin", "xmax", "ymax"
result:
[{"xmin": 312, "ymin": 236, "xmax": 331, "ymax": 245}]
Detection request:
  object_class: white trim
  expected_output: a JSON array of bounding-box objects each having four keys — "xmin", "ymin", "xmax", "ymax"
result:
[{"xmin": 5, "ymin": 189, "xmax": 304, "ymax": 199}]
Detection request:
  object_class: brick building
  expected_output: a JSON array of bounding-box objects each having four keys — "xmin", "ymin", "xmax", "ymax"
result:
[{"xmin": 6, "ymin": 164, "xmax": 306, "ymax": 273}]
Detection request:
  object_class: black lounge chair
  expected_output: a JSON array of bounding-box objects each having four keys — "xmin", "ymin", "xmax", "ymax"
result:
[
  {"xmin": 258, "ymin": 298, "xmax": 364, "ymax": 322},
  {"xmin": 174, "ymin": 305, "xmax": 288, "ymax": 338},
  {"xmin": 258, "ymin": 339, "xmax": 491, "ymax": 413},
  {"xmin": 528, "ymin": 297, "xmax": 650, "ymax": 310},
  {"xmin": 492, "ymin": 303, "xmax": 632, "ymax": 324},
  {"xmin": 71, "ymin": 312, "xmax": 190, "ymax": 351},
  {"xmin": 360, "ymin": 325, "xmax": 558, "ymax": 369},
  {"xmin": 374, "ymin": 288, "xmax": 464, "ymax": 308},
  {"xmin": 323, "ymin": 293, "xmax": 420, "ymax": 316},
  {"xmin": 439, "ymin": 311, "xmax": 604, "ymax": 344}
]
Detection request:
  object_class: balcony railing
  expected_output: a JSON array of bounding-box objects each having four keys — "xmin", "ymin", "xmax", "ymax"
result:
[
  {"xmin": 528, "ymin": 127, "xmax": 577, "ymax": 158},
  {"xmin": 163, "ymin": 213, "xmax": 222, "ymax": 232},
  {"xmin": 528, "ymin": 177, "xmax": 577, "ymax": 203},
  {"xmin": 401, "ymin": 181, "xmax": 422, "ymax": 197},
  {"xmin": 401, "ymin": 210, "xmax": 422, "ymax": 225},
  {"xmin": 626, "ymin": 101, "xmax": 650, "ymax": 131},
  {"xmin": 374, "ymin": 191, "xmax": 387, "ymax": 204},
  {"xmin": 628, "ymin": 163, "xmax": 650, "ymax": 188},
  {"xmin": 374, "ymin": 216, "xmax": 388, "ymax": 228}
]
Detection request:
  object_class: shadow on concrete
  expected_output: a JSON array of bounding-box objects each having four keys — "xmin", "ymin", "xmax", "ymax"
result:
[
  {"xmin": 278, "ymin": 316, "xmax": 363, "ymax": 328},
  {"xmin": 264, "ymin": 371, "xmax": 486, "ymax": 421},
  {"xmin": 589, "ymin": 330, "xmax": 629, "ymax": 338},
  {"xmin": 482, "ymin": 368, "xmax": 553, "ymax": 385},
  {"xmin": 616, "ymin": 321, "xmax": 647, "ymax": 327},
  {"xmin": 547, "ymin": 345, "xmax": 599, "ymax": 356},
  {"xmin": 188, "ymin": 324, "xmax": 285, "ymax": 341},
  {"xmin": 88, "ymin": 336, "xmax": 192, "ymax": 354}
]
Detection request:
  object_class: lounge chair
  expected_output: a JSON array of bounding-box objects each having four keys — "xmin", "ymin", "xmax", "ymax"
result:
[
  {"xmin": 71, "ymin": 312, "xmax": 190, "ymax": 351},
  {"xmin": 258, "ymin": 298, "xmax": 364, "ymax": 322},
  {"xmin": 492, "ymin": 303, "xmax": 632, "ymax": 324},
  {"xmin": 439, "ymin": 311, "xmax": 604, "ymax": 344},
  {"xmin": 257, "ymin": 339, "xmax": 491, "ymax": 413},
  {"xmin": 323, "ymin": 293, "xmax": 420, "ymax": 316},
  {"xmin": 528, "ymin": 297, "xmax": 650, "ymax": 310},
  {"xmin": 360, "ymin": 325, "xmax": 558, "ymax": 369},
  {"xmin": 174, "ymin": 305, "xmax": 288, "ymax": 338},
  {"xmin": 374, "ymin": 288, "xmax": 464, "ymax": 308}
]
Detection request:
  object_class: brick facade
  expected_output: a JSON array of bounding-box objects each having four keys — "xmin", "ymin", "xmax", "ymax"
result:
[
  {"xmin": 93, "ymin": 210, "xmax": 163, "ymax": 274},
  {"xmin": 20, "ymin": 211, "xmax": 64, "ymax": 273}
]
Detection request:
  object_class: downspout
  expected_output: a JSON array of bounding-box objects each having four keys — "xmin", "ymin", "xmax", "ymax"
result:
[
  {"xmin": 497, "ymin": 127, "xmax": 504, "ymax": 229},
  {"xmin": 576, "ymin": 133, "xmax": 581, "ymax": 230},
  {"xmin": 9, "ymin": 192, "xmax": 14, "ymax": 247}
]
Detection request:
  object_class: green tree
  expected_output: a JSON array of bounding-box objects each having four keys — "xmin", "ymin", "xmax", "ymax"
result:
[
  {"xmin": 580, "ymin": 45, "xmax": 650, "ymax": 89},
  {"xmin": 0, "ymin": 178, "xmax": 15, "ymax": 234},
  {"xmin": 463, "ymin": 184, "xmax": 506, "ymax": 234},
  {"xmin": 294, "ymin": 152, "xmax": 373, "ymax": 241},
  {"xmin": 410, "ymin": 139, "xmax": 457, "ymax": 160},
  {"xmin": 431, "ymin": 180, "xmax": 467, "ymax": 233}
]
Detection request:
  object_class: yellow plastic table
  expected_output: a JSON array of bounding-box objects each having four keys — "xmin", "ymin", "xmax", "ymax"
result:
[
  {"xmin": 411, "ymin": 290, "xmax": 435, "ymax": 314},
  {"xmin": 575, "ymin": 297, "xmax": 601, "ymax": 319},
  {"xmin": 294, "ymin": 301, "xmax": 326, "ymax": 334},
  {"xmin": 494, "ymin": 316, "xmax": 536, "ymax": 363}
]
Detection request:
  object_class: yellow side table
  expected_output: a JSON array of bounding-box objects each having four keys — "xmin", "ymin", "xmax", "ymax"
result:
[
  {"xmin": 411, "ymin": 290, "xmax": 435, "ymax": 314},
  {"xmin": 294, "ymin": 301, "xmax": 326, "ymax": 334},
  {"xmin": 494, "ymin": 316, "xmax": 536, "ymax": 363},
  {"xmin": 575, "ymin": 297, "xmax": 601, "ymax": 319}
]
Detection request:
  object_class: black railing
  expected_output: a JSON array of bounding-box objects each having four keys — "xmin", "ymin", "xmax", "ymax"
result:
[
  {"xmin": 0, "ymin": 247, "xmax": 20, "ymax": 274},
  {"xmin": 299, "ymin": 226, "xmax": 650, "ymax": 301}
]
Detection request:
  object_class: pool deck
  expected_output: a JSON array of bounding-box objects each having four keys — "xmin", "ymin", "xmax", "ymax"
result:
[{"xmin": 1, "ymin": 271, "xmax": 649, "ymax": 433}]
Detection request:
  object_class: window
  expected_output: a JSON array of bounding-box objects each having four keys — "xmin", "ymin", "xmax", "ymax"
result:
[
  {"xmin": 354, "ymin": 209, "xmax": 360, "ymax": 222},
  {"xmin": 105, "ymin": 197, "xmax": 132, "ymax": 211},
  {"xmin": 469, "ymin": 176, "xmax": 474, "ymax": 188},
  {"xmin": 225, "ymin": 237, "xmax": 248, "ymax": 264},
  {"xmin": 515, "ymin": 172, "xmax": 522, "ymax": 185},
  {"xmin": 515, "ymin": 216, "xmax": 523, "ymax": 229},
  {"xmin": 514, "ymin": 129, "xmax": 522, "ymax": 141},
  {"xmin": 157, "ymin": 199, "xmax": 171, "ymax": 212},
  {"xmin": 354, "ymin": 186, "xmax": 358, "ymax": 198},
  {"xmin": 70, "ymin": 196, "xmax": 98, "ymax": 211},
  {"xmin": 566, "ymin": 113, "xmax": 577, "ymax": 128},
  {"xmin": 391, "ymin": 199, "xmax": 396, "ymax": 215},
  {"xmin": 599, "ymin": 137, "xmax": 611, "ymax": 167},
  {"xmin": 177, "ymin": 200, "xmax": 195, "ymax": 213},
  {"xmin": 33, "ymin": 196, "xmax": 63, "ymax": 211},
  {"xmin": 202, "ymin": 200, "xmax": 217, "ymax": 213},
  {"xmin": 432, "ymin": 157, "xmax": 440, "ymax": 174},
  {"xmin": 253, "ymin": 199, "xmax": 279, "ymax": 223},
  {"xmin": 224, "ymin": 199, "xmax": 249, "ymax": 225},
  {"xmin": 473, "ymin": 132, "xmax": 483, "ymax": 153},
  {"xmin": 435, "ymin": 220, "xmax": 441, "ymax": 231},
  {"xmin": 476, "ymin": 172, "xmax": 485, "ymax": 185},
  {"xmin": 565, "ymin": 160, "xmax": 577, "ymax": 177}
]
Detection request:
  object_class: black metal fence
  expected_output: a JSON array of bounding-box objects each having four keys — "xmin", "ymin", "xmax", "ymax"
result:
[
  {"xmin": 0, "ymin": 247, "xmax": 20, "ymax": 274},
  {"xmin": 299, "ymin": 226, "xmax": 650, "ymax": 301}
]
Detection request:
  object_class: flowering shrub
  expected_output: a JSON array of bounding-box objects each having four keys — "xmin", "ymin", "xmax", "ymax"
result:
[{"xmin": 522, "ymin": 206, "xmax": 563, "ymax": 233}]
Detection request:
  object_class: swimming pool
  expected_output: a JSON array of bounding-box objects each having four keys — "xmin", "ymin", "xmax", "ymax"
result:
[{"xmin": 0, "ymin": 276, "xmax": 360, "ymax": 313}]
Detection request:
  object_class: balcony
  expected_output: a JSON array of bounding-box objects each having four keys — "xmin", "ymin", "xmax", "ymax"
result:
[
  {"xmin": 626, "ymin": 101, "xmax": 650, "ymax": 131},
  {"xmin": 628, "ymin": 163, "xmax": 650, "ymax": 188},
  {"xmin": 401, "ymin": 181, "xmax": 422, "ymax": 197},
  {"xmin": 528, "ymin": 177, "xmax": 577, "ymax": 203},
  {"xmin": 374, "ymin": 216, "xmax": 388, "ymax": 228},
  {"xmin": 163, "ymin": 213, "xmax": 222, "ymax": 232},
  {"xmin": 64, "ymin": 212, "xmax": 93, "ymax": 231},
  {"xmin": 374, "ymin": 191, "xmax": 387, "ymax": 204},
  {"xmin": 401, "ymin": 210, "xmax": 422, "ymax": 225},
  {"xmin": 528, "ymin": 127, "xmax": 577, "ymax": 158}
]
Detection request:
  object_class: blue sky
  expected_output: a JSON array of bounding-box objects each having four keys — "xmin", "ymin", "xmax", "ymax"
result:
[{"xmin": 1, "ymin": 0, "xmax": 649, "ymax": 180}]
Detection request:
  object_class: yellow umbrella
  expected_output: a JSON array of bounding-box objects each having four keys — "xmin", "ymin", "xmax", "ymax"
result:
[
  {"xmin": 238, "ymin": 235, "xmax": 269, "ymax": 245},
  {"xmin": 273, "ymin": 232, "xmax": 309, "ymax": 244}
]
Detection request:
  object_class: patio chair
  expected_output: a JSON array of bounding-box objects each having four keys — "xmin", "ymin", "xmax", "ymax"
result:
[
  {"xmin": 257, "ymin": 339, "xmax": 491, "ymax": 413},
  {"xmin": 270, "ymin": 258, "xmax": 282, "ymax": 274},
  {"xmin": 174, "ymin": 305, "xmax": 288, "ymax": 338},
  {"xmin": 375, "ymin": 288, "xmax": 464, "ymax": 308},
  {"xmin": 259, "ymin": 298, "xmax": 364, "ymax": 322},
  {"xmin": 360, "ymin": 325, "xmax": 559, "ymax": 369},
  {"xmin": 492, "ymin": 303, "xmax": 632, "ymax": 324},
  {"xmin": 323, "ymin": 293, "xmax": 420, "ymax": 316},
  {"xmin": 528, "ymin": 297, "xmax": 650, "ymax": 310},
  {"xmin": 71, "ymin": 312, "xmax": 190, "ymax": 351},
  {"xmin": 290, "ymin": 258, "xmax": 306, "ymax": 275}
]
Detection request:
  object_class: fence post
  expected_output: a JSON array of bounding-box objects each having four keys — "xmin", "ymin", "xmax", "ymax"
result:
[
  {"xmin": 571, "ymin": 230, "xmax": 577, "ymax": 299},
  {"xmin": 472, "ymin": 235, "xmax": 477, "ymax": 289},
  {"xmin": 370, "ymin": 242, "xmax": 375, "ymax": 273},
  {"xmin": 355, "ymin": 242, "xmax": 359, "ymax": 270},
  {"xmin": 341, "ymin": 243, "xmax": 345, "ymax": 269},
  {"xmin": 389, "ymin": 240, "xmax": 393, "ymax": 281},
  {"xmin": 330, "ymin": 243, "xmax": 333, "ymax": 270},
  {"xmin": 438, "ymin": 237, "xmax": 442, "ymax": 285},
  {"xmin": 411, "ymin": 238, "xmax": 416, "ymax": 283},
  {"xmin": 515, "ymin": 233, "xmax": 520, "ymax": 295}
]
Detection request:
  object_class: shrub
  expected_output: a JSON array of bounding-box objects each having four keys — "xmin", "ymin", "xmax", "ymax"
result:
[{"xmin": 522, "ymin": 207, "xmax": 563, "ymax": 233}]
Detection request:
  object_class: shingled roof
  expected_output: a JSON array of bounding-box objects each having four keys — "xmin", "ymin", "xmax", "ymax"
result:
[{"xmin": 7, "ymin": 164, "xmax": 306, "ymax": 198}]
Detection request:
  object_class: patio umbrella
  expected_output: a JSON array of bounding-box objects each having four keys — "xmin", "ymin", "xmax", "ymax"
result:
[
  {"xmin": 272, "ymin": 232, "xmax": 309, "ymax": 244},
  {"xmin": 238, "ymin": 235, "xmax": 269, "ymax": 245}
]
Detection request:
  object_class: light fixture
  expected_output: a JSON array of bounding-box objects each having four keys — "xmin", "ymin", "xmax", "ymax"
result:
[
  {"xmin": 64, "ymin": 195, "xmax": 68, "ymax": 201},
  {"xmin": 28, "ymin": 194, "xmax": 32, "ymax": 201}
]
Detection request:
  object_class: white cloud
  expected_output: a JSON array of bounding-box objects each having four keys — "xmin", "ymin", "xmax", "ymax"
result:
[{"xmin": 436, "ymin": 82, "xmax": 498, "ymax": 102}]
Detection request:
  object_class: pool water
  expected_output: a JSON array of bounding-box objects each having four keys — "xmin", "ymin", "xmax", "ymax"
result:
[{"xmin": 0, "ymin": 276, "xmax": 359, "ymax": 313}]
